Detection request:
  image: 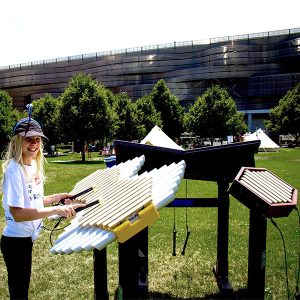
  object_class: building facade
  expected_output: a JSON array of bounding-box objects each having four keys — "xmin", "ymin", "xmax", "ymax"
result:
[{"xmin": 1, "ymin": 27, "xmax": 299, "ymax": 132}]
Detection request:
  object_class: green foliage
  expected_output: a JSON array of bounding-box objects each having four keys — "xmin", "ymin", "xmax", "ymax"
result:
[
  {"xmin": 0, "ymin": 90, "xmax": 20, "ymax": 153},
  {"xmin": 59, "ymin": 73, "xmax": 115, "ymax": 160},
  {"xmin": 187, "ymin": 85, "xmax": 247, "ymax": 142},
  {"xmin": 105, "ymin": 88, "xmax": 116, "ymax": 107},
  {"xmin": 150, "ymin": 79, "xmax": 184, "ymax": 139},
  {"xmin": 265, "ymin": 82, "xmax": 300, "ymax": 142},
  {"xmin": 113, "ymin": 92, "xmax": 139, "ymax": 141},
  {"xmin": 32, "ymin": 94, "xmax": 61, "ymax": 147},
  {"xmin": 135, "ymin": 95, "xmax": 162, "ymax": 140}
]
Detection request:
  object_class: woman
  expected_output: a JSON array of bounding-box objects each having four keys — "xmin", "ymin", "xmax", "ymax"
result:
[{"xmin": 0, "ymin": 116, "xmax": 84, "ymax": 300}]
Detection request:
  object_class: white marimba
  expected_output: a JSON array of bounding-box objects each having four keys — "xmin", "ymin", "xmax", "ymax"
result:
[{"xmin": 50, "ymin": 156, "xmax": 186, "ymax": 254}]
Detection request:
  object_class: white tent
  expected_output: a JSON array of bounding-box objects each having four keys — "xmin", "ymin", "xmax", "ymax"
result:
[
  {"xmin": 140, "ymin": 125, "xmax": 184, "ymax": 150},
  {"xmin": 243, "ymin": 128, "xmax": 280, "ymax": 152}
]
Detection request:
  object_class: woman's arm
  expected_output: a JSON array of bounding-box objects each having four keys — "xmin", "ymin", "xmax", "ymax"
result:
[{"xmin": 10, "ymin": 203, "xmax": 85, "ymax": 222}]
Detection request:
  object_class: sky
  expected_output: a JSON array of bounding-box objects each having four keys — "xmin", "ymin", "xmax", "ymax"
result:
[{"xmin": 0, "ymin": 0, "xmax": 299, "ymax": 68}]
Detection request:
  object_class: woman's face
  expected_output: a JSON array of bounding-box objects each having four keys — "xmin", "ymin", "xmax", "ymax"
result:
[{"xmin": 22, "ymin": 136, "xmax": 41, "ymax": 163}]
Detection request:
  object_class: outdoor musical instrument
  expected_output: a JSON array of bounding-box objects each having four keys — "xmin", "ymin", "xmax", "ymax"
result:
[{"xmin": 50, "ymin": 156, "xmax": 186, "ymax": 255}]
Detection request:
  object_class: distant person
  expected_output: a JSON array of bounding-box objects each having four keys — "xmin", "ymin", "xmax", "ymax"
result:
[
  {"xmin": 88, "ymin": 142, "xmax": 93, "ymax": 159},
  {"xmin": 0, "ymin": 116, "xmax": 84, "ymax": 300},
  {"xmin": 50, "ymin": 144, "xmax": 55, "ymax": 156}
]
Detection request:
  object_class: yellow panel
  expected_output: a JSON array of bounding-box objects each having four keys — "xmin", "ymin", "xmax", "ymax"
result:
[{"xmin": 112, "ymin": 203, "xmax": 160, "ymax": 243}]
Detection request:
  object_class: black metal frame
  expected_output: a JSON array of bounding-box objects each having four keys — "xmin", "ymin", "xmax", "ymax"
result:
[{"xmin": 93, "ymin": 140, "xmax": 260, "ymax": 299}]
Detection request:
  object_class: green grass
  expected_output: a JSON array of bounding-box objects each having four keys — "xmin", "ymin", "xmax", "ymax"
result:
[{"xmin": 0, "ymin": 149, "xmax": 299, "ymax": 299}]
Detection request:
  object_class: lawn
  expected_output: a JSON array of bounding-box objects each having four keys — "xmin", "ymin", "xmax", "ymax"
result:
[{"xmin": 0, "ymin": 148, "xmax": 299, "ymax": 299}]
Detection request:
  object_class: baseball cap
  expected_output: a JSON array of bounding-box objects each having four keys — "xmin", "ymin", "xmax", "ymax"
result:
[{"xmin": 13, "ymin": 117, "xmax": 48, "ymax": 140}]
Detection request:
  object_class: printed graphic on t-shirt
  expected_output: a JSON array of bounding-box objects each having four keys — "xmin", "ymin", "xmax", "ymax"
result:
[
  {"xmin": 27, "ymin": 183, "xmax": 33, "ymax": 195},
  {"xmin": 26, "ymin": 175, "xmax": 42, "ymax": 203},
  {"xmin": 34, "ymin": 174, "xmax": 41, "ymax": 185}
]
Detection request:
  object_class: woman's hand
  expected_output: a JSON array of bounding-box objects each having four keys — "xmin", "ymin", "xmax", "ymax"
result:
[
  {"xmin": 56, "ymin": 193, "xmax": 73, "ymax": 205},
  {"xmin": 55, "ymin": 203, "xmax": 86, "ymax": 218},
  {"xmin": 46, "ymin": 193, "xmax": 73, "ymax": 205}
]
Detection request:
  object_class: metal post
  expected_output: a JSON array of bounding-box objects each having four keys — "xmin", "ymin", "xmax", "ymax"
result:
[
  {"xmin": 213, "ymin": 179, "xmax": 233, "ymax": 295},
  {"xmin": 118, "ymin": 227, "xmax": 149, "ymax": 299},
  {"xmin": 94, "ymin": 248, "xmax": 108, "ymax": 300},
  {"xmin": 248, "ymin": 209, "xmax": 267, "ymax": 299}
]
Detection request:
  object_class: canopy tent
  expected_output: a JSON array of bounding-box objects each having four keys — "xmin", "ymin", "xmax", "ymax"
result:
[
  {"xmin": 140, "ymin": 125, "xmax": 184, "ymax": 150},
  {"xmin": 243, "ymin": 128, "xmax": 280, "ymax": 152}
]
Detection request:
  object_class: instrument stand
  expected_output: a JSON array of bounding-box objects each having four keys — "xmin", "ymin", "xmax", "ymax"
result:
[{"xmin": 247, "ymin": 209, "xmax": 267, "ymax": 299}]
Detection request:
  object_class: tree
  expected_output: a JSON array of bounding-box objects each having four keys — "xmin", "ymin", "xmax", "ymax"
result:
[
  {"xmin": 113, "ymin": 92, "xmax": 139, "ymax": 141},
  {"xmin": 265, "ymin": 82, "xmax": 300, "ymax": 144},
  {"xmin": 187, "ymin": 85, "xmax": 247, "ymax": 145},
  {"xmin": 150, "ymin": 79, "xmax": 184, "ymax": 139},
  {"xmin": 32, "ymin": 94, "xmax": 61, "ymax": 150},
  {"xmin": 135, "ymin": 95, "xmax": 162, "ymax": 140},
  {"xmin": 0, "ymin": 90, "xmax": 20, "ymax": 153},
  {"xmin": 105, "ymin": 88, "xmax": 116, "ymax": 107},
  {"xmin": 59, "ymin": 73, "xmax": 115, "ymax": 161}
]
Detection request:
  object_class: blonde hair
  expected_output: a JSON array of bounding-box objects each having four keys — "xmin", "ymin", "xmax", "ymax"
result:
[{"xmin": 1, "ymin": 135, "xmax": 45, "ymax": 190}]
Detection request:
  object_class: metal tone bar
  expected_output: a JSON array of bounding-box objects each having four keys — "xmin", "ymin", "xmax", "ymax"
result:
[
  {"xmin": 242, "ymin": 171, "xmax": 291, "ymax": 203},
  {"xmin": 241, "ymin": 175, "xmax": 275, "ymax": 204},
  {"xmin": 259, "ymin": 171, "xmax": 293, "ymax": 194}
]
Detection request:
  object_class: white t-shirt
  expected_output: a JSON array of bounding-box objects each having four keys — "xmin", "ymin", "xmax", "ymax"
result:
[{"xmin": 2, "ymin": 159, "xmax": 44, "ymax": 241}]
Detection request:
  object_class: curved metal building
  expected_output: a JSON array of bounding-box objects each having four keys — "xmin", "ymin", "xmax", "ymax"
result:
[{"xmin": 0, "ymin": 27, "xmax": 299, "ymax": 131}]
